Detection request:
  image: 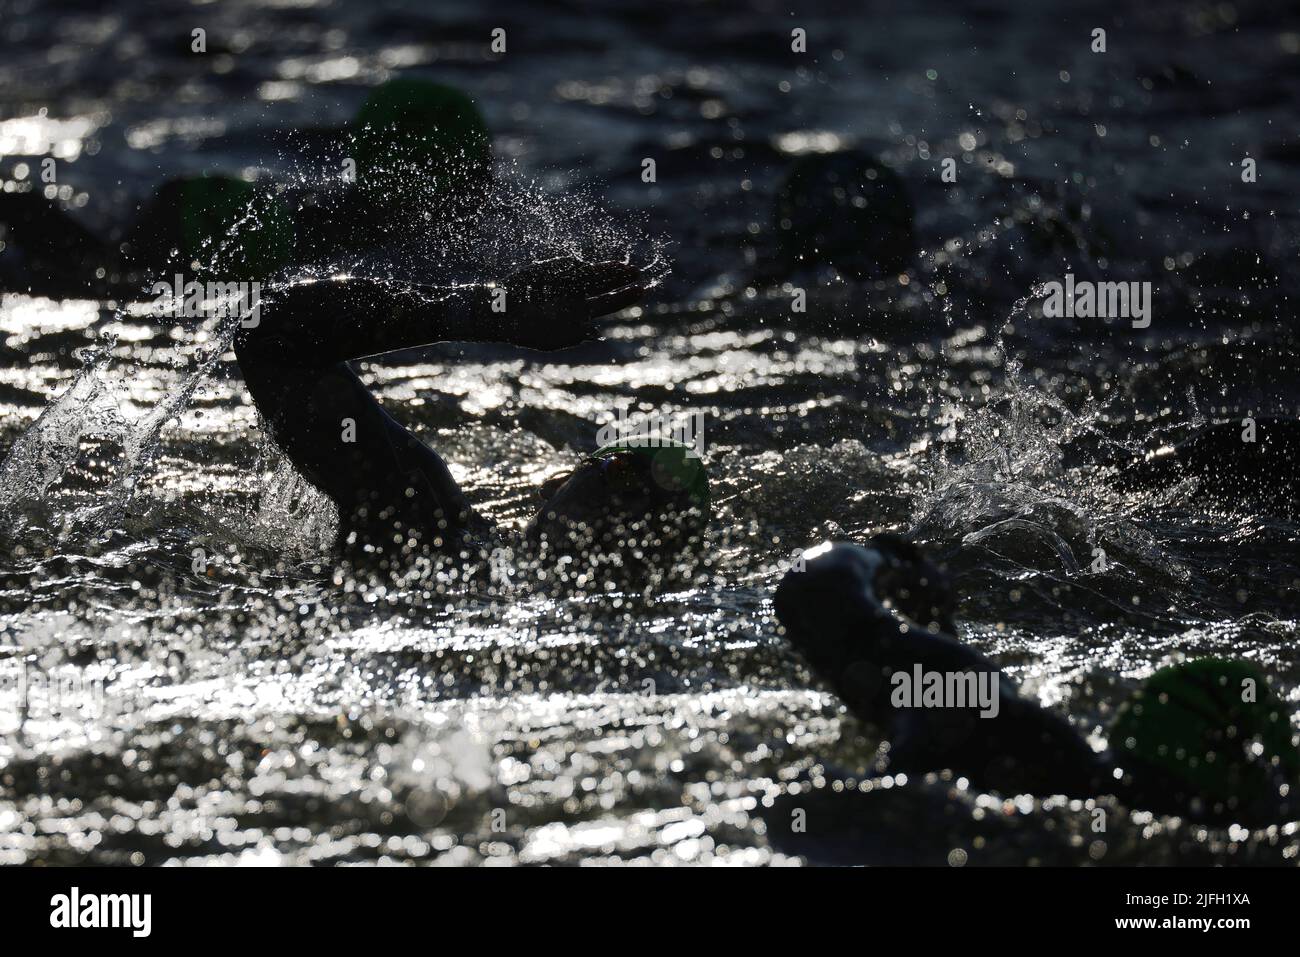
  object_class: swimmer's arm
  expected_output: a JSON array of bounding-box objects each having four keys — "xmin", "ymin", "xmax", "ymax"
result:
[{"xmin": 248, "ymin": 258, "xmax": 651, "ymax": 363}]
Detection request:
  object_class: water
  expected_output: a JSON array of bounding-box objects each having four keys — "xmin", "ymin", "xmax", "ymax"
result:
[{"xmin": 1, "ymin": 0, "xmax": 1299, "ymax": 865}]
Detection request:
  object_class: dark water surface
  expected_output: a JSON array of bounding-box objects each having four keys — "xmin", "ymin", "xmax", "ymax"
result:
[{"xmin": 1, "ymin": 0, "xmax": 1298, "ymax": 864}]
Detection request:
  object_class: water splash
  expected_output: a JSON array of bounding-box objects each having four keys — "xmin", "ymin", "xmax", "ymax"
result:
[
  {"xmin": 0, "ymin": 346, "xmax": 126, "ymax": 533},
  {"xmin": 912, "ymin": 351, "xmax": 1182, "ymax": 589}
]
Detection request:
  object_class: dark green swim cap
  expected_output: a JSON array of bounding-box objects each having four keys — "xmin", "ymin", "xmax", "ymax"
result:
[
  {"xmin": 773, "ymin": 150, "xmax": 915, "ymax": 280},
  {"xmin": 591, "ymin": 440, "xmax": 710, "ymax": 514},
  {"xmin": 352, "ymin": 78, "xmax": 492, "ymax": 206},
  {"xmin": 1111, "ymin": 658, "xmax": 1300, "ymax": 807},
  {"xmin": 127, "ymin": 175, "xmax": 294, "ymax": 279}
]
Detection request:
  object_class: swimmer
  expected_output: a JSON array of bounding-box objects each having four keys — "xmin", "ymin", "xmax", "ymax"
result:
[
  {"xmin": 774, "ymin": 538, "xmax": 1300, "ymax": 824},
  {"xmin": 772, "ymin": 150, "xmax": 915, "ymax": 281},
  {"xmin": 774, "ymin": 536, "xmax": 1106, "ymax": 799},
  {"xmin": 0, "ymin": 173, "xmax": 293, "ymax": 298},
  {"xmin": 234, "ymin": 258, "xmax": 710, "ymax": 582}
]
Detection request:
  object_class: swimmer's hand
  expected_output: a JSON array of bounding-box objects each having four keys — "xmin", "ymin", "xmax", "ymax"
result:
[{"xmin": 495, "ymin": 256, "xmax": 652, "ymax": 350}]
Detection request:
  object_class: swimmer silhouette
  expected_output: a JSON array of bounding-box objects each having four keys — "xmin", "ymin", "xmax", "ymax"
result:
[
  {"xmin": 772, "ymin": 150, "xmax": 915, "ymax": 281},
  {"xmin": 235, "ymin": 258, "xmax": 709, "ymax": 576},
  {"xmin": 774, "ymin": 537, "xmax": 1105, "ymax": 799},
  {"xmin": 775, "ymin": 539, "xmax": 1300, "ymax": 824}
]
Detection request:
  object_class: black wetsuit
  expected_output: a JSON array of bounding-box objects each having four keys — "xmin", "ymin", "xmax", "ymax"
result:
[
  {"xmin": 774, "ymin": 537, "xmax": 1298, "ymax": 823},
  {"xmin": 774, "ymin": 537, "xmax": 1108, "ymax": 799}
]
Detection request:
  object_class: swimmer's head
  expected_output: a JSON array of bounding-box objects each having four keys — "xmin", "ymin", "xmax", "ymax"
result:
[
  {"xmin": 774, "ymin": 537, "xmax": 956, "ymax": 671},
  {"xmin": 524, "ymin": 441, "xmax": 710, "ymax": 586},
  {"xmin": 773, "ymin": 150, "xmax": 915, "ymax": 280},
  {"xmin": 123, "ymin": 175, "xmax": 294, "ymax": 279},
  {"xmin": 352, "ymin": 78, "xmax": 492, "ymax": 214},
  {"xmin": 1111, "ymin": 657, "xmax": 1300, "ymax": 821}
]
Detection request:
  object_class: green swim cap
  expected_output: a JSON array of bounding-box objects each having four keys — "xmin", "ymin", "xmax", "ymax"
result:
[
  {"xmin": 591, "ymin": 440, "xmax": 710, "ymax": 514},
  {"xmin": 128, "ymin": 175, "xmax": 294, "ymax": 279},
  {"xmin": 1111, "ymin": 658, "xmax": 1300, "ymax": 807},
  {"xmin": 352, "ymin": 78, "xmax": 492, "ymax": 207}
]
